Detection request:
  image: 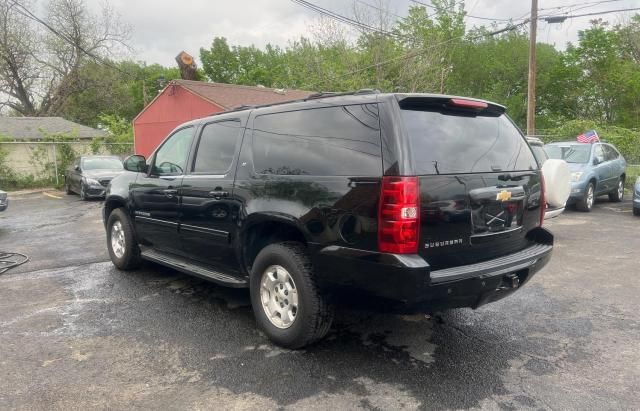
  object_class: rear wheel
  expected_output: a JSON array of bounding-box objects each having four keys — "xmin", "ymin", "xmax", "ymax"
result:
[
  {"xmin": 576, "ymin": 182, "xmax": 595, "ymax": 212},
  {"xmin": 634, "ymin": 207, "xmax": 640, "ymax": 216},
  {"xmin": 608, "ymin": 177, "xmax": 624, "ymax": 202},
  {"xmin": 106, "ymin": 208, "xmax": 142, "ymax": 270},
  {"xmin": 65, "ymin": 179, "xmax": 73, "ymax": 194},
  {"xmin": 250, "ymin": 242, "xmax": 333, "ymax": 349}
]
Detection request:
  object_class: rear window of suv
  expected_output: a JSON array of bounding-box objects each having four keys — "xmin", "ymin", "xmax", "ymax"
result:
[{"xmin": 401, "ymin": 108, "xmax": 537, "ymax": 175}]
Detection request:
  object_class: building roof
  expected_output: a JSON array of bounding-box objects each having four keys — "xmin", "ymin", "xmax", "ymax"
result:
[
  {"xmin": 171, "ymin": 80, "xmax": 313, "ymax": 110},
  {"xmin": 0, "ymin": 117, "xmax": 106, "ymax": 140}
]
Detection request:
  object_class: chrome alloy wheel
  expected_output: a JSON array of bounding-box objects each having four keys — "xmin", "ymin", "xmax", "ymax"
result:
[
  {"xmin": 110, "ymin": 220, "xmax": 126, "ymax": 259},
  {"xmin": 618, "ymin": 180, "xmax": 624, "ymax": 200},
  {"xmin": 586, "ymin": 185, "xmax": 594, "ymax": 209},
  {"xmin": 260, "ymin": 265, "xmax": 299, "ymax": 329}
]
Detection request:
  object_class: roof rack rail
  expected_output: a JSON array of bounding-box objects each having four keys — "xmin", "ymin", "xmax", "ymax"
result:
[
  {"xmin": 306, "ymin": 89, "xmax": 380, "ymax": 100},
  {"xmin": 203, "ymin": 89, "xmax": 382, "ymax": 119}
]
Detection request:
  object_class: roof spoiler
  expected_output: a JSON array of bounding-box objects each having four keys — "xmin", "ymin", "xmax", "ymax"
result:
[{"xmin": 398, "ymin": 96, "xmax": 506, "ymax": 115}]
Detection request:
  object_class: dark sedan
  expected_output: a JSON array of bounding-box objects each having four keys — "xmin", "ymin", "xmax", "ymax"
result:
[{"xmin": 65, "ymin": 156, "xmax": 123, "ymax": 200}]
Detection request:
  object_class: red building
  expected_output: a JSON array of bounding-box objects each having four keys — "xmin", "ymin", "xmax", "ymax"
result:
[{"xmin": 133, "ymin": 80, "xmax": 311, "ymax": 157}]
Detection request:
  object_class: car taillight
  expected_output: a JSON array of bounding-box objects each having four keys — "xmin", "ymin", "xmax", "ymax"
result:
[
  {"xmin": 539, "ymin": 173, "xmax": 546, "ymax": 226},
  {"xmin": 378, "ymin": 176, "xmax": 420, "ymax": 254}
]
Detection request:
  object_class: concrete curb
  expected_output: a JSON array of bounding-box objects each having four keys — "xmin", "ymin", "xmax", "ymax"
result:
[{"xmin": 7, "ymin": 188, "xmax": 62, "ymax": 198}]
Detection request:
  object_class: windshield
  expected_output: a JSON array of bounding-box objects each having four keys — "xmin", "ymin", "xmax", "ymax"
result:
[
  {"xmin": 545, "ymin": 144, "xmax": 591, "ymax": 164},
  {"xmin": 82, "ymin": 157, "xmax": 123, "ymax": 170},
  {"xmin": 401, "ymin": 109, "xmax": 537, "ymax": 175}
]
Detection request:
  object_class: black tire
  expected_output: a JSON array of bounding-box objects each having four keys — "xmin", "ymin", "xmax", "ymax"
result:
[
  {"xmin": 106, "ymin": 208, "xmax": 142, "ymax": 270},
  {"xmin": 250, "ymin": 242, "xmax": 334, "ymax": 349},
  {"xmin": 65, "ymin": 179, "xmax": 73, "ymax": 195},
  {"xmin": 79, "ymin": 183, "xmax": 87, "ymax": 201},
  {"xmin": 634, "ymin": 207, "xmax": 640, "ymax": 217},
  {"xmin": 576, "ymin": 182, "xmax": 595, "ymax": 212},
  {"xmin": 608, "ymin": 177, "xmax": 624, "ymax": 202}
]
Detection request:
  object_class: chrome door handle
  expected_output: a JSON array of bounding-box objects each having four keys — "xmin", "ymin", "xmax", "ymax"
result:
[
  {"xmin": 208, "ymin": 190, "xmax": 229, "ymax": 199},
  {"xmin": 163, "ymin": 189, "xmax": 178, "ymax": 198}
]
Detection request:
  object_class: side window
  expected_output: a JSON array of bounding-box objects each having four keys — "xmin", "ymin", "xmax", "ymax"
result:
[
  {"xmin": 192, "ymin": 120, "xmax": 242, "ymax": 174},
  {"xmin": 593, "ymin": 145, "xmax": 605, "ymax": 163},
  {"xmin": 152, "ymin": 127, "xmax": 194, "ymax": 176},
  {"xmin": 604, "ymin": 145, "xmax": 618, "ymax": 161},
  {"xmin": 252, "ymin": 104, "xmax": 381, "ymax": 176}
]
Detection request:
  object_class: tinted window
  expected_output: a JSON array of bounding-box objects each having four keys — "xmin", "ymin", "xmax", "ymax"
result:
[
  {"xmin": 193, "ymin": 120, "xmax": 242, "ymax": 174},
  {"xmin": 529, "ymin": 145, "xmax": 548, "ymax": 165},
  {"xmin": 152, "ymin": 127, "xmax": 194, "ymax": 175},
  {"xmin": 545, "ymin": 144, "xmax": 591, "ymax": 164},
  {"xmin": 401, "ymin": 109, "xmax": 537, "ymax": 174},
  {"xmin": 252, "ymin": 104, "xmax": 381, "ymax": 176},
  {"xmin": 603, "ymin": 145, "xmax": 619, "ymax": 161}
]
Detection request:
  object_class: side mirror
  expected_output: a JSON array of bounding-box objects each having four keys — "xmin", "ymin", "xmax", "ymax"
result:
[
  {"xmin": 123, "ymin": 154, "xmax": 148, "ymax": 173},
  {"xmin": 74, "ymin": 165, "xmax": 80, "ymax": 171},
  {"xmin": 593, "ymin": 157, "xmax": 603, "ymax": 165}
]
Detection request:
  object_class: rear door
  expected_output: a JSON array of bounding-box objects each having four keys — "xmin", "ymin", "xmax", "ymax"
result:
[
  {"xmin": 398, "ymin": 97, "xmax": 541, "ymax": 270},
  {"xmin": 178, "ymin": 118, "xmax": 245, "ymax": 271},
  {"xmin": 592, "ymin": 144, "xmax": 612, "ymax": 193}
]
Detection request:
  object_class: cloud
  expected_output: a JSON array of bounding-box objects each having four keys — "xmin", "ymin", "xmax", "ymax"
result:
[{"xmin": 85, "ymin": 0, "xmax": 639, "ymax": 66}]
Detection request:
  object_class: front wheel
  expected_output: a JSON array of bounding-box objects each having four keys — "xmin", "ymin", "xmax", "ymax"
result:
[
  {"xmin": 576, "ymin": 182, "xmax": 595, "ymax": 212},
  {"xmin": 79, "ymin": 183, "xmax": 87, "ymax": 201},
  {"xmin": 250, "ymin": 242, "xmax": 334, "ymax": 349},
  {"xmin": 608, "ymin": 178, "xmax": 624, "ymax": 202},
  {"xmin": 106, "ymin": 208, "xmax": 142, "ymax": 270}
]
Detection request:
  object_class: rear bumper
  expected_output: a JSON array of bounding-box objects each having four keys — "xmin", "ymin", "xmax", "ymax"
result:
[{"xmin": 314, "ymin": 228, "xmax": 553, "ymax": 311}]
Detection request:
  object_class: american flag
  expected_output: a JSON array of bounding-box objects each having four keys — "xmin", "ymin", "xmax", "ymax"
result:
[{"xmin": 577, "ymin": 130, "xmax": 599, "ymax": 143}]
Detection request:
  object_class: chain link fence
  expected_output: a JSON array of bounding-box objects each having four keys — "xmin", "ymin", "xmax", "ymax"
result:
[{"xmin": 0, "ymin": 141, "xmax": 134, "ymax": 189}]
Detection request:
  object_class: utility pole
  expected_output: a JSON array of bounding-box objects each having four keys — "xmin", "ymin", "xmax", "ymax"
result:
[{"xmin": 527, "ymin": 0, "xmax": 538, "ymax": 136}]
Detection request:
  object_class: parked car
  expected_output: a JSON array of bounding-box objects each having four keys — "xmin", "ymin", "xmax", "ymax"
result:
[
  {"xmin": 65, "ymin": 156, "xmax": 123, "ymax": 200},
  {"xmin": 103, "ymin": 91, "xmax": 553, "ymax": 348},
  {"xmin": 634, "ymin": 177, "xmax": 640, "ymax": 216},
  {"xmin": 526, "ymin": 137, "xmax": 570, "ymax": 219},
  {"xmin": 0, "ymin": 190, "xmax": 7, "ymax": 211},
  {"xmin": 545, "ymin": 141, "xmax": 626, "ymax": 212}
]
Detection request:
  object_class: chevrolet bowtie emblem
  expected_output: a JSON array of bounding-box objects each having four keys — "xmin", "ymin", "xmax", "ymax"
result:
[{"xmin": 496, "ymin": 190, "xmax": 512, "ymax": 202}]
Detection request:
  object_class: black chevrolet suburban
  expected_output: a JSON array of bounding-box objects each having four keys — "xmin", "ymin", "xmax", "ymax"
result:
[{"xmin": 103, "ymin": 91, "xmax": 553, "ymax": 348}]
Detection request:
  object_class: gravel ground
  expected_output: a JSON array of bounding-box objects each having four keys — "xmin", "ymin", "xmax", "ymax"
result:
[{"xmin": 0, "ymin": 190, "xmax": 638, "ymax": 410}]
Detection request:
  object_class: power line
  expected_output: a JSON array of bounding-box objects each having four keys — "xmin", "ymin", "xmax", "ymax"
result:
[
  {"xmin": 409, "ymin": 0, "xmax": 514, "ymax": 22},
  {"xmin": 540, "ymin": 7, "xmax": 640, "ymax": 21},
  {"xmin": 353, "ymin": 0, "xmax": 405, "ymax": 20},
  {"xmin": 312, "ymin": 18, "xmax": 531, "ymax": 88},
  {"xmin": 291, "ymin": 0, "xmax": 398, "ymax": 37},
  {"xmin": 8, "ymin": 0, "xmax": 134, "ymax": 79},
  {"xmin": 538, "ymin": 0, "xmax": 624, "ymax": 13}
]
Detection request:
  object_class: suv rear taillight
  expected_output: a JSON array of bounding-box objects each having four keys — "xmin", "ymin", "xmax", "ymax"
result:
[
  {"xmin": 378, "ymin": 176, "xmax": 420, "ymax": 254},
  {"xmin": 539, "ymin": 174, "xmax": 546, "ymax": 226}
]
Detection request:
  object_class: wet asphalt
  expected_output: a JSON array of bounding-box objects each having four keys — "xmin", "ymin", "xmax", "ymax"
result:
[{"xmin": 0, "ymin": 191, "xmax": 638, "ymax": 410}]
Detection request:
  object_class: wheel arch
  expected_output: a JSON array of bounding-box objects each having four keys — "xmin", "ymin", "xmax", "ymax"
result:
[
  {"xmin": 104, "ymin": 195, "xmax": 129, "ymax": 225},
  {"xmin": 239, "ymin": 214, "xmax": 309, "ymax": 274}
]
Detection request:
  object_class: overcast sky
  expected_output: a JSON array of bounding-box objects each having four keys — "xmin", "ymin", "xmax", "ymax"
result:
[{"xmin": 88, "ymin": 0, "xmax": 639, "ymax": 67}]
